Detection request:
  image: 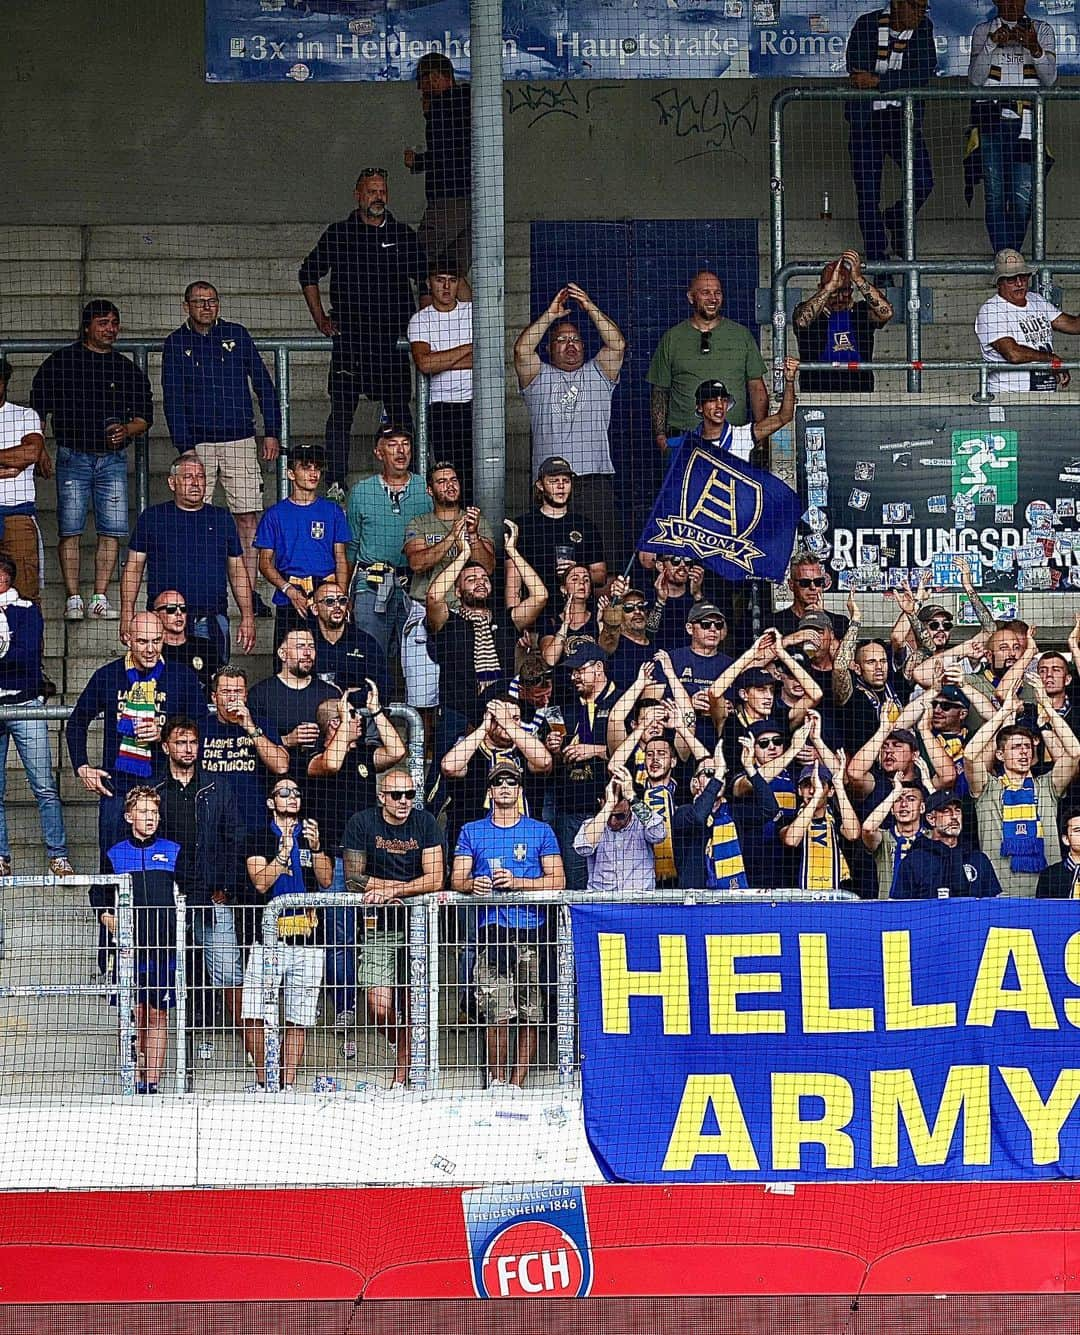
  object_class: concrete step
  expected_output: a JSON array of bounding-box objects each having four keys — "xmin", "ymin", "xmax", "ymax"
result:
[
  {"xmin": 0, "ymin": 228, "xmax": 84, "ymax": 261},
  {"xmin": 85, "ymin": 224, "xmax": 330, "ymax": 261}
]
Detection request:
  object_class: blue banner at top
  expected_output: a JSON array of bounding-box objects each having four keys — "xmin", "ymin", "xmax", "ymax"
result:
[
  {"xmin": 206, "ymin": 0, "xmax": 1080, "ymax": 81},
  {"xmin": 571, "ymin": 901, "xmax": 1080, "ymax": 1184}
]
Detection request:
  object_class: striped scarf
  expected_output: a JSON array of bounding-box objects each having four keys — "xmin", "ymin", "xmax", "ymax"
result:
[
  {"xmin": 1000, "ymin": 774, "xmax": 1047, "ymax": 874},
  {"xmin": 855, "ymin": 677, "xmax": 901, "ymax": 729},
  {"xmin": 771, "ymin": 772, "xmax": 798, "ymax": 816},
  {"xmin": 873, "ymin": 11, "xmax": 912, "ymax": 111},
  {"xmin": 705, "ymin": 799, "xmax": 748, "ymax": 891},
  {"xmin": 889, "ymin": 827, "xmax": 922, "ymax": 896},
  {"xmin": 801, "ymin": 811, "xmax": 850, "ymax": 891},
  {"xmin": 116, "ymin": 657, "xmax": 165, "ymax": 778},
  {"xmin": 644, "ymin": 783, "xmax": 677, "ymax": 883},
  {"xmin": 462, "ymin": 610, "xmax": 502, "ymax": 691},
  {"xmin": 985, "ymin": 20, "xmax": 1040, "ymax": 137},
  {"xmin": 939, "ymin": 732, "xmax": 969, "ymax": 797},
  {"xmin": 1068, "ymin": 858, "xmax": 1080, "ymax": 899}
]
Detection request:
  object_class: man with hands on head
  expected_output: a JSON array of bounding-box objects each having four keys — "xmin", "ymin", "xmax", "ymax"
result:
[
  {"xmin": 573, "ymin": 762, "xmax": 668, "ymax": 894},
  {"xmin": 452, "ymin": 760, "xmax": 564, "ymax": 1090},
  {"xmin": 794, "ymin": 249, "xmax": 893, "ymax": 393}
]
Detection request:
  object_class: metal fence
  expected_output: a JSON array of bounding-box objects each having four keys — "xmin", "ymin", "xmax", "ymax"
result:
[{"xmin": 0, "ymin": 884, "xmax": 857, "ymax": 1099}]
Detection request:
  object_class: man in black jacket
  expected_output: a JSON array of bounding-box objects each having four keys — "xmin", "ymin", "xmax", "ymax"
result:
[
  {"xmin": 405, "ymin": 53, "xmax": 472, "ymax": 293},
  {"xmin": 1037, "ymin": 811, "xmax": 1080, "ymax": 898},
  {"xmin": 894, "ymin": 791, "xmax": 1001, "ymax": 899},
  {"xmin": 299, "ymin": 170, "xmax": 427, "ymax": 498},
  {"xmin": 846, "ymin": 0, "xmax": 937, "ymax": 262}
]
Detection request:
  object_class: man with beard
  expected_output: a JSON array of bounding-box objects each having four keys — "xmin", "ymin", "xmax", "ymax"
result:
[
  {"xmin": 427, "ymin": 522, "xmax": 547, "ymax": 731},
  {"xmin": 403, "ymin": 461, "xmax": 494, "ymax": 721},
  {"xmin": 441, "ymin": 695, "xmax": 553, "ymax": 848},
  {"xmin": 772, "ymin": 553, "xmax": 851, "ymax": 641},
  {"xmin": 833, "ymin": 602, "xmax": 908, "ymax": 750},
  {"xmin": 200, "ymin": 665, "xmax": 289, "ymax": 842},
  {"xmin": 847, "ymin": 692, "xmax": 955, "ymax": 807},
  {"xmin": 895, "ymin": 792, "xmax": 1001, "ymax": 899},
  {"xmin": 510, "ymin": 456, "xmax": 606, "ymax": 603},
  {"xmin": 647, "ymin": 271, "xmax": 768, "ymax": 449},
  {"xmin": 247, "ymin": 627, "xmax": 338, "ymax": 787},
  {"xmin": 895, "ymin": 559, "xmax": 995, "ymax": 680},
  {"xmin": 299, "ymin": 169, "xmax": 427, "ymax": 498},
  {"xmin": 793, "ymin": 249, "xmax": 894, "ymax": 392},
  {"xmin": 308, "ymin": 578, "xmax": 388, "ymax": 699},
  {"xmin": 514, "ymin": 284, "xmax": 626, "ymax": 560}
]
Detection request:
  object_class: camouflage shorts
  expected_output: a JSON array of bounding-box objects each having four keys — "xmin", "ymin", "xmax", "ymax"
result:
[{"xmin": 473, "ymin": 940, "xmax": 542, "ymax": 1025}]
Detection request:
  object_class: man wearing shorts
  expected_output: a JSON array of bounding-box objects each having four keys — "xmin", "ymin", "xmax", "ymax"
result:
[
  {"xmin": 241, "ymin": 778, "xmax": 334, "ymax": 1090},
  {"xmin": 162, "ymin": 281, "xmax": 281, "ymax": 614},
  {"xmin": 342, "ymin": 765, "xmax": 445, "ymax": 1088},
  {"xmin": 451, "ymin": 761, "xmax": 565, "ymax": 1090},
  {"xmin": 31, "ymin": 299, "xmax": 153, "ymax": 622}
]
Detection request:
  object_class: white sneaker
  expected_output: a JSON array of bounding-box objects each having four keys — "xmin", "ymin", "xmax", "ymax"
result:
[
  {"xmin": 64, "ymin": 596, "xmax": 85, "ymax": 622},
  {"xmin": 327, "ymin": 482, "xmax": 346, "ymax": 504},
  {"xmin": 48, "ymin": 857, "xmax": 75, "ymax": 877},
  {"xmin": 89, "ymin": 594, "xmax": 119, "ymax": 620},
  {"xmin": 334, "ymin": 1007, "xmax": 356, "ymax": 1032}
]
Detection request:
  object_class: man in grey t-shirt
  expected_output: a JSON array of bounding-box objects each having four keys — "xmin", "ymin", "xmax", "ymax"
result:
[{"xmin": 514, "ymin": 283, "xmax": 625, "ymax": 563}]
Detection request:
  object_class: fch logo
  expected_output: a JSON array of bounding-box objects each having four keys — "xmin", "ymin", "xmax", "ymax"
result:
[{"xmin": 464, "ymin": 1183, "xmax": 592, "ymax": 1298}]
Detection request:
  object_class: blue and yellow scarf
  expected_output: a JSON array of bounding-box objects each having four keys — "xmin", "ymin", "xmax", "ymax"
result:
[
  {"xmin": 1000, "ymin": 775, "xmax": 1047, "ymax": 874},
  {"xmin": 706, "ymin": 800, "xmax": 748, "ymax": 891}
]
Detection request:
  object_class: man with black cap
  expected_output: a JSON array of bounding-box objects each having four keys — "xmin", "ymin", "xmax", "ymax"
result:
[
  {"xmin": 670, "ymin": 601, "xmax": 734, "ymax": 751},
  {"xmin": 793, "ymin": 249, "xmax": 893, "ymax": 392},
  {"xmin": 0, "ymin": 357, "xmax": 51, "ymax": 603},
  {"xmin": 847, "ymin": 693, "xmax": 955, "ymax": 807},
  {"xmin": 976, "ymin": 248, "xmax": 1080, "ymax": 394},
  {"xmin": 254, "ymin": 445, "xmax": 350, "ymax": 641},
  {"xmin": 664, "ymin": 355, "xmax": 799, "ymax": 465},
  {"xmin": 513, "ymin": 285, "xmax": 626, "ymax": 561},
  {"xmin": 406, "ymin": 53, "xmax": 472, "ymax": 290},
  {"xmin": 894, "ymin": 791, "xmax": 1001, "ymax": 899},
  {"xmin": 510, "ymin": 456, "xmax": 606, "ymax": 605},
  {"xmin": 299, "ymin": 169, "xmax": 427, "ymax": 498},
  {"xmin": 30, "ymin": 299, "xmax": 153, "ymax": 621}
]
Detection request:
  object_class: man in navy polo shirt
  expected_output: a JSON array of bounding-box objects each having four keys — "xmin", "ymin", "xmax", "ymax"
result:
[{"xmin": 121, "ymin": 451, "xmax": 255, "ymax": 662}]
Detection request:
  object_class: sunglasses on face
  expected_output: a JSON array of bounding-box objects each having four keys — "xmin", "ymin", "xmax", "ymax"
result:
[
  {"xmin": 623, "ymin": 601, "xmax": 647, "ymax": 612},
  {"xmin": 155, "ymin": 603, "xmax": 187, "ymax": 614},
  {"xmin": 756, "ymin": 736, "xmax": 784, "ymax": 748},
  {"xmin": 319, "ymin": 595, "xmax": 349, "ymax": 607},
  {"xmin": 383, "ymin": 788, "xmax": 416, "ymax": 800},
  {"xmin": 489, "ymin": 776, "xmax": 521, "ymax": 789},
  {"xmin": 699, "ymin": 330, "xmax": 712, "ymax": 355},
  {"xmin": 667, "ymin": 557, "xmax": 691, "ymax": 568},
  {"xmin": 797, "ymin": 577, "xmax": 827, "ymax": 589},
  {"xmin": 274, "ymin": 786, "xmax": 302, "ymax": 798},
  {"xmin": 926, "ymin": 618, "xmax": 953, "ymax": 631},
  {"xmin": 932, "ymin": 700, "xmax": 962, "ymax": 710},
  {"xmin": 697, "ymin": 619, "xmax": 725, "ymax": 630}
]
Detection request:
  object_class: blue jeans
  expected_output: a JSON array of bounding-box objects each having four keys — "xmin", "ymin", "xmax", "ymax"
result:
[
  {"xmin": 980, "ymin": 122, "xmax": 1034, "ymax": 255},
  {"xmin": 324, "ymin": 857, "xmax": 357, "ymax": 1020},
  {"xmin": 351, "ymin": 579, "xmax": 409, "ymax": 664},
  {"xmin": 192, "ymin": 612, "xmax": 231, "ymax": 665},
  {"xmin": 0, "ymin": 702, "xmax": 67, "ymax": 860},
  {"xmin": 848, "ymin": 112, "xmax": 934, "ymax": 262},
  {"xmin": 56, "ymin": 449, "xmax": 128, "ymax": 539}
]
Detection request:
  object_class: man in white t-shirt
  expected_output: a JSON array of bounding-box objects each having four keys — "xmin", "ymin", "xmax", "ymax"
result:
[
  {"xmin": 975, "ymin": 248, "xmax": 1080, "ymax": 393},
  {"xmin": 407, "ymin": 266, "xmax": 473, "ymax": 496},
  {"xmin": 0, "ymin": 359, "xmax": 51, "ymax": 602}
]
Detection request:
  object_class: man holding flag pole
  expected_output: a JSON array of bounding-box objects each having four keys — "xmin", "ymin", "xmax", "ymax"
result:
[{"xmin": 636, "ymin": 357, "xmax": 802, "ymax": 589}]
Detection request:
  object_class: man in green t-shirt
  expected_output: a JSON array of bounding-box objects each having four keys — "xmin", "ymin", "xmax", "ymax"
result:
[{"xmin": 647, "ymin": 270, "xmax": 767, "ymax": 449}]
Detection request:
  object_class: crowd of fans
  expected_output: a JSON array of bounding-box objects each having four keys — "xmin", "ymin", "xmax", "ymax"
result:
[{"xmin": 2, "ymin": 23, "xmax": 1077, "ymax": 1091}]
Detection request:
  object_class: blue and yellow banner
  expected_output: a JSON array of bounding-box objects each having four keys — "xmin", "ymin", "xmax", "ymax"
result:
[
  {"xmin": 637, "ymin": 434, "xmax": 800, "ymax": 582},
  {"xmin": 572, "ymin": 901, "xmax": 1080, "ymax": 1183}
]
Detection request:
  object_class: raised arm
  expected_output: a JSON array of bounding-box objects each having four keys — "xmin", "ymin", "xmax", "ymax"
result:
[
  {"xmin": 505, "ymin": 520, "xmax": 548, "ymax": 631},
  {"xmin": 963, "ymin": 700, "xmax": 1015, "ymax": 797},
  {"xmin": 1033, "ymin": 677, "xmax": 1080, "ymax": 796},
  {"xmin": 861, "ymin": 773, "xmax": 904, "ymax": 852},
  {"xmin": 426, "ymin": 535, "xmax": 471, "ymax": 633},
  {"xmin": 956, "ymin": 556, "xmax": 997, "ymax": 636},
  {"xmin": 568, "ymin": 283, "xmax": 625, "ymax": 380},
  {"xmin": 750, "ymin": 357, "xmax": 798, "ymax": 443},
  {"xmin": 831, "ymin": 595, "xmax": 862, "ymax": 707},
  {"xmin": 513, "ymin": 288, "xmax": 570, "ymax": 389}
]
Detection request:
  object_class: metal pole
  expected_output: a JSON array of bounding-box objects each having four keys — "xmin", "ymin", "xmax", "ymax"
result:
[
  {"xmin": 133, "ymin": 347, "xmax": 151, "ymax": 515},
  {"xmin": 172, "ymin": 891, "xmax": 188, "ymax": 1096},
  {"xmin": 275, "ymin": 346, "xmax": 290, "ymax": 502},
  {"xmin": 415, "ymin": 367, "xmax": 431, "ymax": 482},
  {"xmin": 470, "ymin": 0, "xmax": 506, "ymax": 537},
  {"xmin": 1033, "ymin": 96, "xmax": 1049, "ymax": 297},
  {"xmin": 407, "ymin": 900, "xmax": 430, "ymax": 1091},
  {"xmin": 902, "ymin": 96, "xmax": 921, "ymax": 394},
  {"xmin": 556, "ymin": 903, "xmax": 576, "ymax": 1087},
  {"xmin": 261, "ymin": 905, "xmax": 282, "ymax": 1092},
  {"xmin": 116, "ymin": 878, "xmax": 136, "ymax": 1097}
]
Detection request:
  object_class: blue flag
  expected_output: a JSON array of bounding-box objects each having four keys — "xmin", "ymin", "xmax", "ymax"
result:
[{"xmin": 637, "ymin": 428, "xmax": 800, "ymax": 583}]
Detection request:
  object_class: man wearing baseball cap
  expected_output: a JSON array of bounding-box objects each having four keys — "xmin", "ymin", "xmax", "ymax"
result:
[
  {"xmin": 975, "ymin": 248, "xmax": 1080, "ymax": 394},
  {"xmin": 664, "ymin": 357, "xmax": 800, "ymax": 466},
  {"xmin": 893, "ymin": 791, "xmax": 1001, "ymax": 899},
  {"xmin": 510, "ymin": 456, "xmax": 605, "ymax": 604}
]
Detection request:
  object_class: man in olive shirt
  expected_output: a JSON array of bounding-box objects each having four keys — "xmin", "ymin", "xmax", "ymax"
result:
[{"xmin": 647, "ymin": 271, "xmax": 767, "ymax": 449}]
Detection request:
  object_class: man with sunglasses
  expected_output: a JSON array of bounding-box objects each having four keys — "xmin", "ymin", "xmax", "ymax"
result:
[
  {"xmin": 772, "ymin": 554, "xmax": 851, "ymax": 641},
  {"xmin": 976, "ymin": 249, "xmax": 1080, "ymax": 394},
  {"xmin": 309, "ymin": 578, "xmax": 388, "ymax": 700},
  {"xmin": 452, "ymin": 760, "xmax": 564, "ymax": 1090},
  {"xmin": 343, "ymin": 765, "xmax": 446, "ymax": 1088},
  {"xmin": 647, "ymin": 271, "xmax": 768, "ymax": 450},
  {"xmin": 153, "ymin": 588, "xmax": 221, "ymax": 698},
  {"xmin": 730, "ymin": 720, "xmax": 807, "ymax": 889},
  {"xmin": 573, "ymin": 762, "xmax": 668, "ymax": 893},
  {"xmin": 607, "ymin": 587, "xmax": 656, "ymax": 685},
  {"xmin": 669, "ymin": 602, "xmax": 733, "ymax": 750},
  {"xmin": 299, "ymin": 168, "xmax": 427, "ymax": 497}
]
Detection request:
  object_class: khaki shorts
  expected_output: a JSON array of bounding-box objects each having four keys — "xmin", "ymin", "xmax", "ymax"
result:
[
  {"xmin": 195, "ymin": 437, "xmax": 263, "ymax": 514},
  {"xmin": 474, "ymin": 939, "xmax": 542, "ymax": 1025},
  {"xmin": 358, "ymin": 928, "xmax": 406, "ymax": 990}
]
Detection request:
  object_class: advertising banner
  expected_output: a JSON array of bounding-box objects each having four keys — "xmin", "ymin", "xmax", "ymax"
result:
[
  {"xmin": 795, "ymin": 403, "xmax": 1080, "ymax": 594},
  {"xmin": 572, "ymin": 900, "xmax": 1080, "ymax": 1183}
]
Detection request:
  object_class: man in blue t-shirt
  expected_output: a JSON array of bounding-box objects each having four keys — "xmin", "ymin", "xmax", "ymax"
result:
[
  {"xmin": 255, "ymin": 446, "xmax": 350, "ymax": 643},
  {"xmin": 451, "ymin": 761, "xmax": 565, "ymax": 1089},
  {"xmin": 121, "ymin": 451, "xmax": 254, "ymax": 662}
]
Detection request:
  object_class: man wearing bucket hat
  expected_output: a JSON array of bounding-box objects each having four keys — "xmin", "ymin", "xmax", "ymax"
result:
[{"xmin": 975, "ymin": 248, "xmax": 1080, "ymax": 394}]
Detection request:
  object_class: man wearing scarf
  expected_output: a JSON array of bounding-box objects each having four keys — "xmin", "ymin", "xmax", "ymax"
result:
[
  {"xmin": 966, "ymin": 687, "xmax": 1080, "ymax": 896},
  {"xmin": 895, "ymin": 792, "xmax": 1001, "ymax": 898},
  {"xmin": 67, "ymin": 610, "xmax": 208, "ymax": 859},
  {"xmin": 860, "ymin": 775, "xmax": 928, "ymax": 898},
  {"xmin": 779, "ymin": 762, "xmax": 863, "ymax": 893},
  {"xmin": 846, "ymin": 0, "xmax": 937, "ymax": 263},
  {"xmin": 833, "ymin": 621, "xmax": 907, "ymax": 752}
]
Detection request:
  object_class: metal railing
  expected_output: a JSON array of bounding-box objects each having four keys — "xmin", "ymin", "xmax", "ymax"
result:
[
  {"xmin": 770, "ymin": 87, "xmax": 1080, "ymax": 392},
  {"xmin": 0, "ymin": 336, "xmax": 431, "ymax": 514}
]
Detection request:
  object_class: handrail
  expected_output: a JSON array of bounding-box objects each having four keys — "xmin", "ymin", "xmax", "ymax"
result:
[
  {"xmin": 0, "ymin": 336, "xmax": 430, "ymax": 512},
  {"xmin": 770, "ymin": 86, "xmax": 1080, "ymax": 393}
]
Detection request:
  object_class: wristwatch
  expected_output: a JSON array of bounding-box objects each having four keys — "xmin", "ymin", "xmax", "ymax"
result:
[{"xmin": 247, "ymin": 727, "xmax": 264, "ymax": 740}]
